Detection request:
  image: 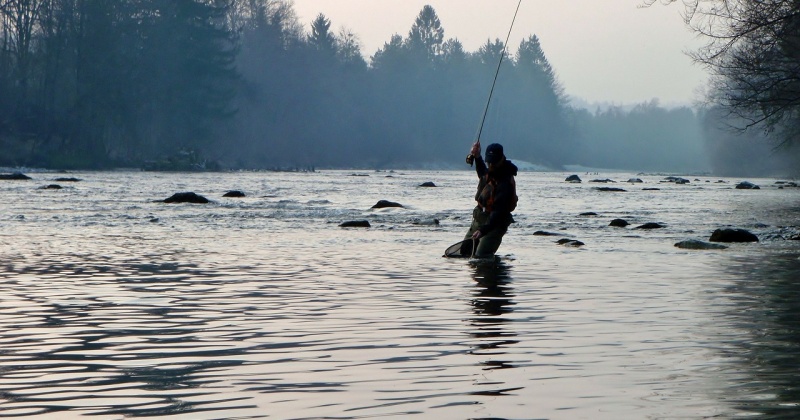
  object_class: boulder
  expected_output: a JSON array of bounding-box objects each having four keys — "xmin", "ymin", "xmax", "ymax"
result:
[
  {"xmin": 609, "ymin": 218, "xmax": 629, "ymax": 227},
  {"xmin": 419, "ymin": 182, "xmax": 437, "ymax": 187},
  {"xmin": 735, "ymin": 181, "xmax": 760, "ymax": 189},
  {"xmin": 595, "ymin": 187, "xmax": 626, "ymax": 192},
  {"xmin": 635, "ymin": 222, "xmax": 665, "ymax": 229},
  {"xmin": 164, "ymin": 192, "xmax": 209, "ymax": 204},
  {"xmin": 0, "ymin": 172, "xmax": 31, "ymax": 180},
  {"xmin": 223, "ymin": 190, "xmax": 246, "ymax": 197},
  {"xmin": 628, "ymin": 178, "xmax": 643, "ymax": 183},
  {"xmin": 675, "ymin": 239, "xmax": 729, "ymax": 250},
  {"xmin": 663, "ymin": 176, "xmax": 690, "ymax": 184},
  {"xmin": 371, "ymin": 200, "xmax": 403, "ymax": 209},
  {"xmin": 709, "ymin": 228, "xmax": 759, "ymax": 243},
  {"xmin": 565, "ymin": 174, "xmax": 582, "ymax": 183},
  {"xmin": 557, "ymin": 238, "xmax": 585, "ymax": 247},
  {"xmin": 339, "ymin": 220, "xmax": 370, "ymax": 228}
]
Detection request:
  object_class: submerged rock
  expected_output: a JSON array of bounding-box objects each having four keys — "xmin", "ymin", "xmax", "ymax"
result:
[
  {"xmin": 609, "ymin": 218, "xmax": 629, "ymax": 227},
  {"xmin": 0, "ymin": 172, "xmax": 31, "ymax": 180},
  {"xmin": 339, "ymin": 220, "xmax": 370, "ymax": 228},
  {"xmin": 223, "ymin": 190, "xmax": 246, "ymax": 197},
  {"xmin": 675, "ymin": 239, "xmax": 728, "ymax": 250},
  {"xmin": 580, "ymin": 212, "xmax": 598, "ymax": 216},
  {"xmin": 635, "ymin": 222, "xmax": 665, "ymax": 229},
  {"xmin": 533, "ymin": 230, "xmax": 561, "ymax": 236},
  {"xmin": 595, "ymin": 187, "xmax": 626, "ymax": 192},
  {"xmin": 164, "ymin": 192, "xmax": 209, "ymax": 204},
  {"xmin": 371, "ymin": 200, "xmax": 403, "ymax": 209},
  {"xmin": 54, "ymin": 177, "xmax": 80, "ymax": 182},
  {"xmin": 419, "ymin": 182, "xmax": 437, "ymax": 187},
  {"xmin": 735, "ymin": 181, "xmax": 760, "ymax": 189},
  {"xmin": 557, "ymin": 238, "xmax": 585, "ymax": 247},
  {"xmin": 40, "ymin": 184, "xmax": 63, "ymax": 189},
  {"xmin": 590, "ymin": 178, "xmax": 615, "ymax": 183},
  {"xmin": 663, "ymin": 176, "xmax": 690, "ymax": 184},
  {"xmin": 565, "ymin": 174, "xmax": 582, "ymax": 183},
  {"xmin": 628, "ymin": 178, "xmax": 643, "ymax": 183},
  {"xmin": 411, "ymin": 218, "xmax": 439, "ymax": 226},
  {"xmin": 709, "ymin": 228, "xmax": 759, "ymax": 243}
]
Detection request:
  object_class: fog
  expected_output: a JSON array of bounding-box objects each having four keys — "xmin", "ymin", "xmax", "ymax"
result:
[{"xmin": 0, "ymin": 1, "xmax": 796, "ymax": 176}]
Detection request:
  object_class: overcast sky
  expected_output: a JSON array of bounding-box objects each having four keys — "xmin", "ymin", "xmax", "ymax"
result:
[{"xmin": 291, "ymin": 0, "xmax": 708, "ymax": 106}]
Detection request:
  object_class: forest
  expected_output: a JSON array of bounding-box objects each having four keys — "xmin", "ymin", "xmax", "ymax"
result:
[{"xmin": 0, "ymin": 0, "xmax": 795, "ymax": 175}]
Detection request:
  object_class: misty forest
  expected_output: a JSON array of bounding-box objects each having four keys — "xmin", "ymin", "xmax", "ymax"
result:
[{"xmin": 1, "ymin": 0, "xmax": 798, "ymax": 175}]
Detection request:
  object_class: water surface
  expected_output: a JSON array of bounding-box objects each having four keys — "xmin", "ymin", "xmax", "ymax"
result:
[{"xmin": 1, "ymin": 170, "xmax": 799, "ymax": 419}]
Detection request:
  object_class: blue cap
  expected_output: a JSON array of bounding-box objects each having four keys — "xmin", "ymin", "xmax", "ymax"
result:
[{"xmin": 485, "ymin": 143, "xmax": 504, "ymax": 164}]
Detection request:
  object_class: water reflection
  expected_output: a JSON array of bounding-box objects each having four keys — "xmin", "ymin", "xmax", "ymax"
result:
[
  {"xmin": 466, "ymin": 262, "xmax": 523, "ymax": 397},
  {"xmin": 716, "ymin": 253, "xmax": 800, "ymax": 418}
]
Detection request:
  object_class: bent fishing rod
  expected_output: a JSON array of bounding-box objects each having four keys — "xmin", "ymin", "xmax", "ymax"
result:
[{"xmin": 467, "ymin": 0, "xmax": 523, "ymax": 166}]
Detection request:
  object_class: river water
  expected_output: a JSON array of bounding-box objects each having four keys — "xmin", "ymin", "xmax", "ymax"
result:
[{"xmin": 1, "ymin": 169, "xmax": 799, "ymax": 419}]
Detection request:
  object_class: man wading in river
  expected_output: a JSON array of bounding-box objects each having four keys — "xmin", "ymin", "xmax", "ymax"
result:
[{"xmin": 462, "ymin": 142, "xmax": 519, "ymax": 258}]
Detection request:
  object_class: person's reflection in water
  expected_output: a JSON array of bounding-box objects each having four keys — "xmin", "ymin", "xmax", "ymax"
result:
[{"xmin": 467, "ymin": 262, "xmax": 523, "ymax": 396}]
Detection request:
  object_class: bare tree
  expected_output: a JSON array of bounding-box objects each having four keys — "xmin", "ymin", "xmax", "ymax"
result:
[{"xmin": 644, "ymin": 0, "xmax": 800, "ymax": 146}]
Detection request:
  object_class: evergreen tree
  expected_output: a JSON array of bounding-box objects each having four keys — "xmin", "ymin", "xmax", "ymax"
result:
[
  {"xmin": 137, "ymin": 0, "xmax": 238, "ymax": 160},
  {"xmin": 308, "ymin": 13, "xmax": 336, "ymax": 61},
  {"xmin": 406, "ymin": 4, "xmax": 444, "ymax": 63}
]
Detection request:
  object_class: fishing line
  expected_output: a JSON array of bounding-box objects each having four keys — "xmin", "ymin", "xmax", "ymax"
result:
[{"xmin": 470, "ymin": 0, "xmax": 523, "ymax": 165}]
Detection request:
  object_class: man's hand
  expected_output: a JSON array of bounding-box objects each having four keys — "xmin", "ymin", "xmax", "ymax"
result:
[
  {"xmin": 470, "ymin": 141, "xmax": 481, "ymax": 157},
  {"xmin": 471, "ymin": 230, "xmax": 482, "ymax": 241}
]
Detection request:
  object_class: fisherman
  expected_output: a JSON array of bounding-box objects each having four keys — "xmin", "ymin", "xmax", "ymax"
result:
[{"xmin": 462, "ymin": 141, "xmax": 519, "ymax": 258}]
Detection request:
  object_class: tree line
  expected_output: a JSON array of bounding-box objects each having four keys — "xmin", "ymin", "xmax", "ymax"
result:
[{"xmin": 0, "ymin": 0, "xmax": 785, "ymax": 174}]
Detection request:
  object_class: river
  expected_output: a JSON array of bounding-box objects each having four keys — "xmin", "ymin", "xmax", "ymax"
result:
[{"xmin": 0, "ymin": 169, "xmax": 799, "ymax": 419}]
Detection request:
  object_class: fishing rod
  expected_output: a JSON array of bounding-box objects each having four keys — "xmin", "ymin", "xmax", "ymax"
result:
[{"xmin": 467, "ymin": 0, "xmax": 523, "ymax": 166}]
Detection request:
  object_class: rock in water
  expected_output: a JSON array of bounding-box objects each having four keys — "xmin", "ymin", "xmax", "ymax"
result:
[
  {"xmin": 609, "ymin": 218, "xmax": 629, "ymax": 227},
  {"xmin": 419, "ymin": 182, "xmax": 436, "ymax": 187},
  {"xmin": 164, "ymin": 192, "xmax": 209, "ymax": 203},
  {"xmin": 0, "ymin": 172, "xmax": 31, "ymax": 180},
  {"xmin": 635, "ymin": 222, "xmax": 665, "ymax": 229},
  {"xmin": 735, "ymin": 181, "xmax": 760, "ymax": 189},
  {"xmin": 675, "ymin": 239, "xmax": 728, "ymax": 250},
  {"xmin": 371, "ymin": 200, "xmax": 403, "ymax": 209},
  {"xmin": 339, "ymin": 220, "xmax": 370, "ymax": 228},
  {"xmin": 223, "ymin": 190, "xmax": 246, "ymax": 197},
  {"xmin": 411, "ymin": 218, "xmax": 439, "ymax": 226},
  {"xmin": 709, "ymin": 228, "xmax": 759, "ymax": 242},
  {"xmin": 565, "ymin": 174, "xmax": 582, "ymax": 183}
]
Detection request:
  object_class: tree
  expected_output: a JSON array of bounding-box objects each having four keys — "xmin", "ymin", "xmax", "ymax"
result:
[
  {"xmin": 136, "ymin": 0, "xmax": 239, "ymax": 160},
  {"xmin": 308, "ymin": 13, "xmax": 335, "ymax": 61},
  {"xmin": 516, "ymin": 35, "xmax": 565, "ymax": 104},
  {"xmin": 644, "ymin": 0, "xmax": 800, "ymax": 148},
  {"xmin": 406, "ymin": 4, "xmax": 444, "ymax": 63}
]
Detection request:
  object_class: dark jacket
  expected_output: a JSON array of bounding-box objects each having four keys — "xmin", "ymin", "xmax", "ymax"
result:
[{"xmin": 473, "ymin": 156, "xmax": 518, "ymax": 235}]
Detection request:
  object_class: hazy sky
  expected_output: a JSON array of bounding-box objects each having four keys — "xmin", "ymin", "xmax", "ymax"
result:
[{"xmin": 291, "ymin": 0, "xmax": 708, "ymax": 106}]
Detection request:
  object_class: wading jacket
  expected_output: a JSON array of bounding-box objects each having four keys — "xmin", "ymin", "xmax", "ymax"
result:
[{"xmin": 473, "ymin": 156, "xmax": 519, "ymax": 235}]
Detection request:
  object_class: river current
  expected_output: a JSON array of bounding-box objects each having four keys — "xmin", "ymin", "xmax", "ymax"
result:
[{"xmin": 1, "ymin": 169, "xmax": 799, "ymax": 419}]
